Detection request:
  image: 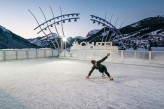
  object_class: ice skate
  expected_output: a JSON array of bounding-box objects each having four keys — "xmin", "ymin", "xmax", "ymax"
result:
[
  {"xmin": 109, "ymin": 77, "xmax": 113, "ymax": 81},
  {"xmin": 102, "ymin": 73, "xmax": 105, "ymax": 78}
]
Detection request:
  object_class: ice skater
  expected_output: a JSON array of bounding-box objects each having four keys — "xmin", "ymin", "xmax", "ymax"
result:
[{"xmin": 86, "ymin": 53, "xmax": 113, "ymax": 81}]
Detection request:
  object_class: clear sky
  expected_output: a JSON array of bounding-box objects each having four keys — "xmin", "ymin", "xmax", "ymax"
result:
[{"xmin": 0, "ymin": 0, "xmax": 163, "ymax": 38}]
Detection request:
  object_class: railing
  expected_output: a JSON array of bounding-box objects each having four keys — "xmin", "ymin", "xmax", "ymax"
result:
[
  {"xmin": 59, "ymin": 49, "xmax": 164, "ymax": 66},
  {"xmin": 0, "ymin": 48, "xmax": 59, "ymax": 61}
]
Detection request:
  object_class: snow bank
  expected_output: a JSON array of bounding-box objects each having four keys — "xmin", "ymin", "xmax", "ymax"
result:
[{"xmin": 0, "ymin": 59, "xmax": 164, "ymax": 109}]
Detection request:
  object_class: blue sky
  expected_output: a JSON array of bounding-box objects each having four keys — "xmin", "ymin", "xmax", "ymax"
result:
[{"xmin": 0, "ymin": 0, "xmax": 163, "ymax": 38}]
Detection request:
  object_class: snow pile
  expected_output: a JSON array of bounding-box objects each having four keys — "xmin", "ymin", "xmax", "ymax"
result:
[{"xmin": 0, "ymin": 59, "xmax": 164, "ymax": 109}]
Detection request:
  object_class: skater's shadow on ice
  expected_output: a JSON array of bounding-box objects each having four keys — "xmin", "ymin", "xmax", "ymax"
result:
[
  {"xmin": 87, "ymin": 77, "xmax": 108, "ymax": 83},
  {"xmin": 113, "ymin": 76, "xmax": 137, "ymax": 84},
  {"xmin": 87, "ymin": 76, "xmax": 138, "ymax": 85},
  {"xmin": 0, "ymin": 89, "xmax": 29, "ymax": 109}
]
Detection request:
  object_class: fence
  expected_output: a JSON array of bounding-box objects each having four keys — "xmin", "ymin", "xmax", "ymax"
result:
[
  {"xmin": 0, "ymin": 48, "xmax": 59, "ymax": 61},
  {"xmin": 59, "ymin": 49, "xmax": 164, "ymax": 66},
  {"xmin": 1, "ymin": 48, "xmax": 164, "ymax": 66}
]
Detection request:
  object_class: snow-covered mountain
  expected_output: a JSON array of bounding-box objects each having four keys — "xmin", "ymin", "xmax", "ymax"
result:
[
  {"xmin": 28, "ymin": 15, "xmax": 164, "ymax": 50},
  {"xmin": 28, "ymin": 34, "xmax": 85, "ymax": 48},
  {"xmin": 79, "ymin": 15, "xmax": 164, "ymax": 50},
  {"xmin": 28, "ymin": 33, "xmax": 60, "ymax": 48},
  {"xmin": 86, "ymin": 29, "xmax": 100, "ymax": 37},
  {"xmin": 0, "ymin": 25, "xmax": 38, "ymax": 49}
]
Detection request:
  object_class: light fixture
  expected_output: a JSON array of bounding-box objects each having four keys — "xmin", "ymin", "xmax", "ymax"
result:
[
  {"xmin": 68, "ymin": 19, "xmax": 71, "ymax": 22},
  {"xmin": 62, "ymin": 37, "xmax": 67, "ymax": 42}
]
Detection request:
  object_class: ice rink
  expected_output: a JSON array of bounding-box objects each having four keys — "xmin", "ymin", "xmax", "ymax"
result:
[{"xmin": 0, "ymin": 58, "xmax": 164, "ymax": 109}]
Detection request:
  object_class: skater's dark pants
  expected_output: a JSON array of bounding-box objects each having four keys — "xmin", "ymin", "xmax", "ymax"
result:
[{"xmin": 100, "ymin": 66, "xmax": 110, "ymax": 77}]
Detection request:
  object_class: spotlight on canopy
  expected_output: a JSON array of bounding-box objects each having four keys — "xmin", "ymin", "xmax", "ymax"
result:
[{"xmin": 68, "ymin": 19, "xmax": 71, "ymax": 22}]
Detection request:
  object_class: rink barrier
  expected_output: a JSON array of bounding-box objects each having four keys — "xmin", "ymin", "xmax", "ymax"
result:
[
  {"xmin": 59, "ymin": 49, "xmax": 164, "ymax": 67},
  {"xmin": 0, "ymin": 48, "xmax": 59, "ymax": 61}
]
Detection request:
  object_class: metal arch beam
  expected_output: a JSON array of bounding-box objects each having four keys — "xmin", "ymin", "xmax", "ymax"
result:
[
  {"xmin": 60, "ymin": 6, "xmax": 65, "ymax": 38},
  {"xmin": 90, "ymin": 19, "xmax": 120, "ymax": 35},
  {"xmin": 119, "ymin": 21, "xmax": 124, "ymax": 29},
  {"xmin": 34, "ymin": 13, "xmax": 80, "ymax": 30},
  {"xmin": 28, "ymin": 9, "xmax": 52, "ymax": 48},
  {"xmin": 39, "ymin": 7, "xmax": 59, "ymax": 49},
  {"xmin": 90, "ymin": 15, "xmax": 122, "ymax": 35},
  {"xmin": 90, "ymin": 16, "xmax": 125, "ymax": 46},
  {"xmin": 50, "ymin": 6, "xmax": 60, "ymax": 39},
  {"xmin": 50, "ymin": 6, "xmax": 62, "ymax": 49},
  {"xmin": 101, "ymin": 13, "xmax": 107, "ymax": 42},
  {"xmin": 39, "ymin": 7, "xmax": 59, "ymax": 48},
  {"xmin": 37, "ymin": 18, "xmax": 80, "ymax": 34}
]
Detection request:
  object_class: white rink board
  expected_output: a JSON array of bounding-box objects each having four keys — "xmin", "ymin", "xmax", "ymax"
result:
[
  {"xmin": 5, "ymin": 50, "xmax": 16, "ymax": 60},
  {"xmin": 17, "ymin": 50, "xmax": 27, "ymax": 59},
  {"xmin": 45, "ymin": 49, "xmax": 53, "ymax": 57},
  {"xmin": 28, "ymin": 49, "xmax": 37, "ymax": 59},
  {"xmin": 61, "ymin": 50, "xmax": 164, "ymax": 66},
  {"xmin": 0, "ymin": 49, "xmax": 58, "ymax": 61},
  {"xmin": 0, "ymin": 51, "xmax": 3, "ymax": 61},
  {"xmin": 37, "ymin": 49, "xmax": 45, "ymax": 58}
]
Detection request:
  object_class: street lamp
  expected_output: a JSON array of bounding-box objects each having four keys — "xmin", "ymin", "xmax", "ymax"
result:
[{"xmin": 62, "ymin": 37, "xmax": 67, "ymax": 57}]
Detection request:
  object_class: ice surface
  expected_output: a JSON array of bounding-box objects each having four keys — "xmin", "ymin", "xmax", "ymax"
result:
[{"xmin": 0, "ymin": 58, "xmax": 164, "ymax": 109}]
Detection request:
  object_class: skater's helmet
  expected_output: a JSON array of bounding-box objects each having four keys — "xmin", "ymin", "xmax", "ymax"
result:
[{"xmin": 91, "ymin": 60, "xmax": 96, "ymax": 64}]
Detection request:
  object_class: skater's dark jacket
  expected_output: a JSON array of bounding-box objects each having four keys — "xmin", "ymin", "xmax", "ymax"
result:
[{"xmin": 88, "ymin": 56, "xmax": 108, "ymax": 76}]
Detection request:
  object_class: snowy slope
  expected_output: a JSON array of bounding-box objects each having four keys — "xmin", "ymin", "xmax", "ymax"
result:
[
  {"xmin": 0, "ymin": 59, "xmax": 164, "ymax": 109},
  {"xmin": 0, "ymin": 25, "xmax": 38, "ymax": 49},
  {"xmin": 28, "ymin": 33, "xmax": 60, "ymax": 48},
  {"xmin": 86, "ymin": 29, "xmax": 100, "ymax": 38},
  {"xmin": 0, "ymin": 25, "xmax": 10, "ymax": 33},
  {"xmin": 81, "ymin": 16, "xmax": 164, "ymax": 50}
]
